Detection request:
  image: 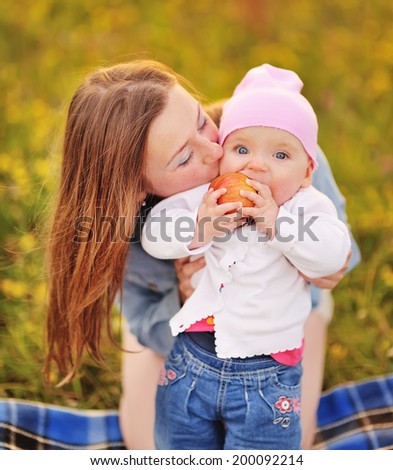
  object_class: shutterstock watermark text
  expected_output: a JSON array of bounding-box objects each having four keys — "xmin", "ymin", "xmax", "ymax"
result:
[{"xmin": 73, "ymin": 207, "xmax": 319, "ymax": 244}]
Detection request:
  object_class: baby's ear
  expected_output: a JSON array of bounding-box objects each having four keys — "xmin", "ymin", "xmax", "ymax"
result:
[{"xmin": 300, "ymin": 160, "xmax": 313, "ymax": 188}]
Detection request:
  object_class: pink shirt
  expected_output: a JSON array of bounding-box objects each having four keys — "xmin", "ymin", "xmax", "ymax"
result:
[{"xmin": 186, "ymin": 317, "xmax": 304, "ymax": 366}]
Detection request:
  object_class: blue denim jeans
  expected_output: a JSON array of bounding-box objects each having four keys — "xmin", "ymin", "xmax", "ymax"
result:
[{"xmin": 155, "ymin": 333, "xmax": 302, "ymax": 450}]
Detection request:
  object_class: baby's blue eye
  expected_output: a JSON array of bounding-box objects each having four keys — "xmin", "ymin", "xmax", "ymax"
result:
[
  {"xmin": 236, "ymin": 146, "xmax": 249, "ymax": 155},
  {"xmin": 275, "ymin": 151, "xmax": 288, "ymax": 160}
]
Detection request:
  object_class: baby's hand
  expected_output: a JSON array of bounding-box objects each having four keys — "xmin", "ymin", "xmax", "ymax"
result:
[
  {"xmin": 240, "ymin": 179, "xmax": 279, "ymax": 239},
  {"xmin": 188, "ymin": 188, "xmax": 244, "ymax": 249}
]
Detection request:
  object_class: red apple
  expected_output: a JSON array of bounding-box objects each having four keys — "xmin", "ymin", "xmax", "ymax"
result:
[{"xmin": 209, "ymin": 173, "xmax": 256, "ymax": 213}]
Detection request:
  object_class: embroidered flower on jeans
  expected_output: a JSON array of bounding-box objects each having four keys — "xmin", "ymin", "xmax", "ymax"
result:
[
  {"xmin": 167, "ymin": 369, "xmax": 177, "ymax": 380},
  {"xmin": 158, "ymin": 368, "xmax": 168, "ymax": 386},
  {"xmin": 293, "ymin": 397, "xmax": 301, "ymax": 414},
  {"xmin": 275, "ymin": 396, "xmax": 293, "ymax": 413}
]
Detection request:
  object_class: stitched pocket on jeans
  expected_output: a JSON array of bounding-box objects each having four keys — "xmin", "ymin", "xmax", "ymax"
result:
[{"xmin": 271, "ymin": 364, "xmax": 302, "ymax": 393}]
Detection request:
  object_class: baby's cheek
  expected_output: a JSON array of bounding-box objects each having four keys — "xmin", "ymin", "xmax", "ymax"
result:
[
  {"xmin": 220, "ymin": 158, "xmax": 243, "ymax": 175},
  {"xmin": 272, "ymin": 184, "xmax": 296, "ymax": 206}
]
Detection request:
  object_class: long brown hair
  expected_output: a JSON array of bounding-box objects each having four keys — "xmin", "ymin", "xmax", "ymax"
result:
[{"xmin": 45, "ymin": 60, "xmax": 178, "ymax": 383}]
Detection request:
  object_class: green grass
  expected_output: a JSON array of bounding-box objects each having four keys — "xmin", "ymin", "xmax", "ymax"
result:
[{"xmin": 1, "ymin": 0, "xmax": 392, "ymax": 409}]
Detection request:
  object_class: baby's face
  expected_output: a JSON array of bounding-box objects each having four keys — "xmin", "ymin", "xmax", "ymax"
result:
[{"xmin": 220, "ymin": 126, "xmax": 313, "ymax": 206}]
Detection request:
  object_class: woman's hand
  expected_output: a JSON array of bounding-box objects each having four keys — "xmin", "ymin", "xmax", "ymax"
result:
[
  {"xmin": 299, "ymin": 249, "xmax": 352, "ymax": 289},
  {"xmin": 174, "ymin": 256, "xmax": 206, "ymax": 305}
]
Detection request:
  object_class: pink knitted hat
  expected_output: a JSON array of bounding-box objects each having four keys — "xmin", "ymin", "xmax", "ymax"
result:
[{"xmin": 218, "ymin": 64, "xmax": 318, "ymax": 169}]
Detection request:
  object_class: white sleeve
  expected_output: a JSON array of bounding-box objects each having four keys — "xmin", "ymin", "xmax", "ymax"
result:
[
  {"xmin": 267, "ymin": 187, "xmax": 351, "ymax": 278},
  {"xmin": 141, "ymin": 184, "xmax": 212, "ymax": 260}
]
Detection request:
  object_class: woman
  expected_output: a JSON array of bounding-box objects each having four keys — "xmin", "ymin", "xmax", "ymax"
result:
[{"xmin": 45, "ymin": 59, "xmax": 359, "ymax": 449}]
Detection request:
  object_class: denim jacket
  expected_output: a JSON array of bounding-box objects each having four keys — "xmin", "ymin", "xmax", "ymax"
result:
[{"xmin": 119, "ymin": 147, "xmax": 361, "ymax": 356}]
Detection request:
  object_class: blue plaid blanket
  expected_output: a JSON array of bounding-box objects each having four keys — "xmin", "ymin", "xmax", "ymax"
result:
[{"xmin": 1, "ymin": 374, "xmax": 392, "ymax": 450}]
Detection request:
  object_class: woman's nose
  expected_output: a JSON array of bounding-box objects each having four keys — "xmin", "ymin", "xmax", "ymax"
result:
[{"xmin": 203, "ymin": 141, "xmax": 223, "ymax": 164}]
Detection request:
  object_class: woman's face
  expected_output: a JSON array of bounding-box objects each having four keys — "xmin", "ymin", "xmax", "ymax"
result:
[{"xmin": 145, "ymin": 84, "xmax": 222, "ymax": 198}]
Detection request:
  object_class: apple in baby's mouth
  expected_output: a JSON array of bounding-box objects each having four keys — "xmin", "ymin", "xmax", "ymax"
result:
[{"xmin": 209, "ymin": 173, "xmax": 256, "ymax": 214}]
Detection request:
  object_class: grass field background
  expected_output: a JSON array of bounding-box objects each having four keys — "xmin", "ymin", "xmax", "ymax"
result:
[{"xmin": 1, "ymin": 0, "xmax": 392, "ymax": 409}]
